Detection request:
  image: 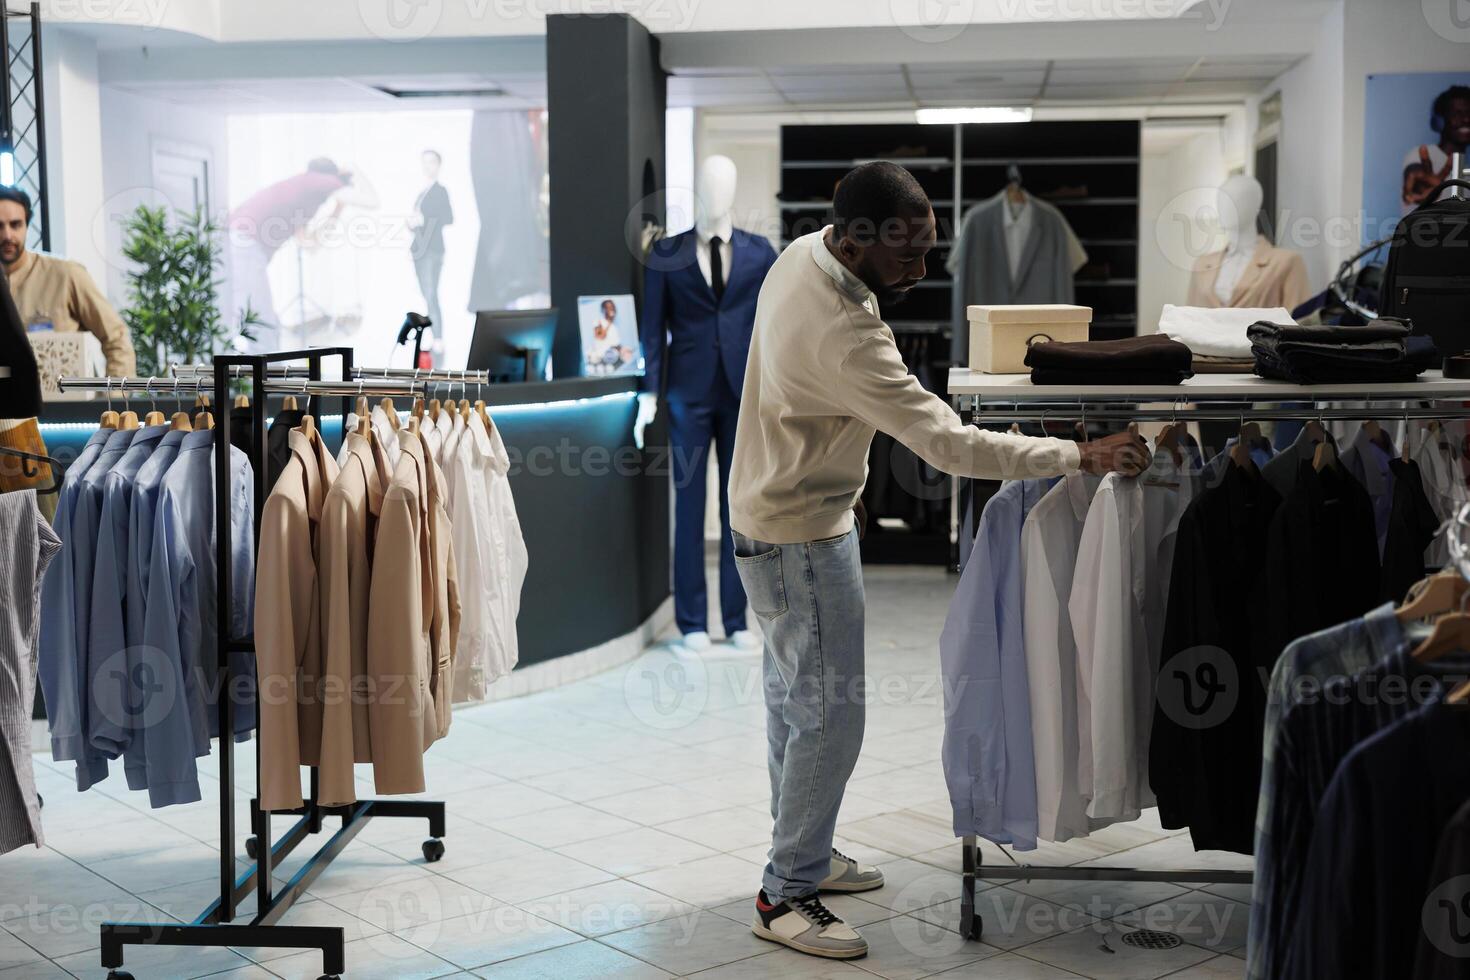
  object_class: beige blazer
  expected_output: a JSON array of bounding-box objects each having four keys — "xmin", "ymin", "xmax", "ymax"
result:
[
  {"xmin": 366, "ymin": 430, "xmax": 459, "ymax": 795},
  {"xmin": 315, "ymin": 429, "xmax": 391, "ymax": 807},
  {"xmin": 1186, "ymin": 235, "xmax": 1311, "ymax": 311},
  {"xmin": 255, "ymin": 427, "xmax": 339, "ymax": 812},
  {"xmin": 420, "ymin": 427, "xmax": 461, "ymax": 742}
]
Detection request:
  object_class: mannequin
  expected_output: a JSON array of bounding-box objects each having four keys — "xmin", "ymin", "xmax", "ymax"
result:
[
  {"xmin": 637, "ymin": 155, "xmax": 778, "ymax": 653},
  {"xmin": 1186, "ymin": 175, "xmax": 1309, "ymax": 311}
]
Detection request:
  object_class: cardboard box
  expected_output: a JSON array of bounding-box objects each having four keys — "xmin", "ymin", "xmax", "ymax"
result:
[{"xmin": 967, "ymin": 304, "xmax": 1092, "ymax": 373}]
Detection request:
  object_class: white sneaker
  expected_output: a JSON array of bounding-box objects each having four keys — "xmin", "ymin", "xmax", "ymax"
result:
[
  {"xmin": 752, "ymin": 890, "xmax": 867, "ymax": 959},
  {"xmin": 681, "ymin": 631, "xmax": 712, "ymax": 652},
  {"xmin": 729, "ymin": 629, "xmax": 762, "ymax": 650}
]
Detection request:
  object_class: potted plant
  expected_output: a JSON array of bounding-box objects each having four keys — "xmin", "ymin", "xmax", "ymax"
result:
[{"xmin": 120, "ymin": 204, "xmax": 260, "ymax": 377}]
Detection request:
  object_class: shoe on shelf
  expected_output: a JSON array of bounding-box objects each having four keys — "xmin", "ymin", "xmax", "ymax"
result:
[
  {"xmin": 819, "ymin": 847, "xmax": 884, "ymax": 893},
  {"xmin": 729, "ymin": 629, "xmax": 762, "ymax": 650},
  {"xmin": 681, "ymin": 631, "xmax": 712, "ymax": 652},
  {"xmin": 752, "ymin": 890, "xmax": 868, "ymax": 959}
]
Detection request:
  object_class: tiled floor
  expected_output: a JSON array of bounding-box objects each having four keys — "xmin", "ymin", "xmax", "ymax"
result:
[{"xmin": 5, "ymin": 564, "xmax": 1251, "ymax": 979}]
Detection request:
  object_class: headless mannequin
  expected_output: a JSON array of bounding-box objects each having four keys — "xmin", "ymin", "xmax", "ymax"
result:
[
  {"xmin": 635, "ymin": 156, "xmax": 739, "ymax": 448},
  {"xmin": 1213, "ymin": 175, "xmax": 1264, "ymax": 303},
  {"xmin": 637, "ymin": 155, "xmax": 760, "ymax": 653},
  {"xmin": 1187, "ymin": 174, "xmax": 1308, "ymax": 310}
]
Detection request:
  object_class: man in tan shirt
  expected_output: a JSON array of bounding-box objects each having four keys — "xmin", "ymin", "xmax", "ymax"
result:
[
  {"xmin": 731, "ymin": 162, "xmax": 1146, "ymax": 960},
  {"xmin": 0, "ymin": 187, "xmax": 135, "ymax": 377}
]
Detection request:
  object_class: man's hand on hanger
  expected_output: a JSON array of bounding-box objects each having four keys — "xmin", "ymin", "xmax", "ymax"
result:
[{"xmin": 1078, "ymin": 428, "xmax": 1151, "ymax": 478}]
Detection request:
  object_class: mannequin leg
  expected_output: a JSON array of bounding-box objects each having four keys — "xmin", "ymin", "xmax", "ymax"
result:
[
  {"xmin": 667, "ymin": 397, "xmax": 714, "ymax": 637},
  {"xmin": 713, "ymin": 379, "xmax": 749, "ymax": 637}
]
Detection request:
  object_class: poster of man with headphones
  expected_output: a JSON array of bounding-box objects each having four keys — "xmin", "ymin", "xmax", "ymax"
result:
[{"xmin": 1363, "ymin": 73, "xmax": 1470, "ymax": 235}]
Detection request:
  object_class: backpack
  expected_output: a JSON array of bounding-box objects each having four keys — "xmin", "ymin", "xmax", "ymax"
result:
[{"xmin": 1380, "ymin": 179, "xmax": 1470, "ymax": 357}]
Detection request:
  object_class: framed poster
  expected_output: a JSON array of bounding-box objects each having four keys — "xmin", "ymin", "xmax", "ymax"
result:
[
  {"xmin": 578, "ymin": 294, "xmax": 641, "ymax": 376},
  {"xmin": 1362, "ymin": 73, "xmax": 1470, "ymax": 243}
]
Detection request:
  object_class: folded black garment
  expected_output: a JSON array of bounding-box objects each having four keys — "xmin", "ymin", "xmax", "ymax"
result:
[
  {"xmin": 1246, "ymin": 317, "xmax": 1413, "ymax": 347},
  {"xmin": 1024, "ymin": 334, "xmax": 1195, "ymax": 379},
  {"xmin": 1029, "ymin": 367, "xmax": 1194, "ymax": 386},
  {"xmin": 1252, "ymin": 327, "xmax": 1439, "ymax": 384}
]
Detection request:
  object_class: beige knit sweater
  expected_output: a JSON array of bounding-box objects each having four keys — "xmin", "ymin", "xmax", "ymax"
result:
[{"xmin": 729, "ymin": 228, "xmax": 1081, "ymax": 544}]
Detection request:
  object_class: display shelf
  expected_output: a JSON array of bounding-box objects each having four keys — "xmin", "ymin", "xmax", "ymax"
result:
[
  {"xmin": 947, "ymin": 368, "xmax": 1470, "ymax": 401},
  {"xmin": 782, "ymin": 157, "xmax": 953, "ymax": 169}
]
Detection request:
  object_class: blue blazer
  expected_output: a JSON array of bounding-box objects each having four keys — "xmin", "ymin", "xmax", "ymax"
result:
[{"xmin": 640, "ymin": 228, "xmax": 778, "ymax": 404}]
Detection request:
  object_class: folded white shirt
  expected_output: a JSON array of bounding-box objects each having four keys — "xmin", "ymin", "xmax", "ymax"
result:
[{"xmin": 1158, "ymin": 304, "xmax": 1294, "ymax": 358}]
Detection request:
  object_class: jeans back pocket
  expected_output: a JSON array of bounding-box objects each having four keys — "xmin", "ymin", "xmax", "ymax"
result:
[{"xmin": 733, "ymin": 546, "xmax": 788, "ymax": 618}]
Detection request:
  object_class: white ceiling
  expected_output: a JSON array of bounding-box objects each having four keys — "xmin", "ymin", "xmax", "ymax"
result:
[
  {"xmin": 668, "ymin": 54, "xmax": 1301, "ymax": 111},
  {"xmin": 109, "ymin": 53, "xmax": 1295, "ymax": 115}
]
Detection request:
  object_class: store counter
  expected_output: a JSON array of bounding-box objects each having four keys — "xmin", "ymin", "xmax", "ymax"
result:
[{"xmin": 34, "ymin": 373, "xmax": 671, "ymax": 671}]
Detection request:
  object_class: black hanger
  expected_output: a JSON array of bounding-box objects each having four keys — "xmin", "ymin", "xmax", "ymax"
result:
[{"xmin": 0, "ymin": 445, "xmax": 64, "ymax": 494}]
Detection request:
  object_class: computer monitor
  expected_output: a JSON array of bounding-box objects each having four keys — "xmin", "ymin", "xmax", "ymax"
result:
[{"xmin": 467, "ymin": 308, "xmax": 558, "ymax": 382}]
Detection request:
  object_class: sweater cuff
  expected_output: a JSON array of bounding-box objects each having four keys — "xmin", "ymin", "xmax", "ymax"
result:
[{"xmin": 1058, "ymin": 439, "xmax": 1082, "ymax": 474}]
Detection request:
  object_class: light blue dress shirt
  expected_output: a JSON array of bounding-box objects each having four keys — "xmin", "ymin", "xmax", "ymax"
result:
[
  {"xmin": 940, "ymin": 478, "xmax": 1052, "ymax": 850},
  {"xmin": 55, "ymin": 428, "xmax": 136, "ymax": 791},
  {"xmin": 37, "ymin": 429, "xmax": 110, "ymax": 775},
  {"xmin": 139, "ymin": 430, "xmax": 255, "ymax": 807},
  {"xmin": 86, "ymin": 425, "xmax": 166, "ymax": 760},
  {"xmin": 120, "ymin": 428, "xmax": 187, "ymax": 793}
]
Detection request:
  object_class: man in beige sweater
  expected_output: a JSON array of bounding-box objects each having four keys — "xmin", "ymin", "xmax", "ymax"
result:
[{"xmin": 732, "ymin": 162, "xmax": 1146, "ymax": 959}]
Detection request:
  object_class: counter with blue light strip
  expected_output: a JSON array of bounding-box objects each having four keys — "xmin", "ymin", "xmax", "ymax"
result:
[{"xmin": 36, "ymin": 374, "xmax": 670, "ymax": 669}]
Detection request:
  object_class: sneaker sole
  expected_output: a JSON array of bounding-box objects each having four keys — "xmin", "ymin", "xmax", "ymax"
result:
[
  {"xmin": 818, "ymin": 876, "xmax": 885, "ymax": 894},
  {"xmin": 751, "ymin": 923, "xmax": 868, "ymax": 959}
]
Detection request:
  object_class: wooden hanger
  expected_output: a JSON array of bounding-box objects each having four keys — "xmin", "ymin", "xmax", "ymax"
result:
[
  {"xmin": 144, "ymin": 410, "xmax": 166, "ymax": 427},
  {"xmin": 412, "ymin": 397, "xmax": 426, "ymax": 422},
  {"xmin": 282, "ymin": 394, "xmax": 298, "ymax": 411},
  {"xmin": 380, "ymin": 397, "xmax": 400, "ymax": 431},
  {"xmin": 356, "ymin": 414, "xmax": 371, "ymax": 438},
  {"xmin": 406, "ymin": 415, "xmax": 420, "ymax": 435},
  {"xmin": 355, "ymin": 395, "xmax": 370, "ymax": 420},
  {"xmin": 1156, "ymin": 421, "xmax": 1185, "ymax": 468},
  {"xmin": 1398, "ymin": 570, "xmax": 1469, "ymax": 622},
  {"xmin": 1229, "ymin": 428, "xmax": 1257, "ymax": 473},
  {"xmin": 475, "ymin": 399, "xmax": 493, "ymax": 432},
  {"xmin": 170, "ymin": 411, "xmax": 193, "ymax": 432},
  {"xmin": 1363, "ymin": 419, "xmax": 1392, "ymax": 453},
  {"xmin": 460, "ymin": 399, "xmax": 472, "ymax": 423},
  {"xmin": 194, "ymin": 409, "xmax": 215, "ymax": 430},
  {"xmin": 194, "ymin": 393, "xmax": 210, "ymax": 409},
  {"xmin": 99, "ymin": 408, "xmax": 119, "ymax": 429},
  {"xmin": 429, "ymin": 398, "xmax": 441, "ymax": 423},
  {"xmin": 1008, "ymin": 423, "xmax": 1021, "ymax": 434},
  {"xmin": 1312, "ymin": 436, "xmax": 1338, "ymax": 472},
  {"xmin": 1412, "ymin": 605, "xmax": 1470, "ymax": 663},
  {"xmin": 118, "ymin": 410, "xmax": 140, "ymax": 431},
  {"xmin": 298, "ymin": 414, "xmax": 317, "ymax": 446},
  {"xmin": 234, "ymin": 394, "xmax": 250, "ymax": 409}
]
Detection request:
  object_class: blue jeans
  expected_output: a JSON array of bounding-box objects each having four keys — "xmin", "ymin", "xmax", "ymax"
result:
[{"xmin": 733, "ymin": 525, "xmax": 866, "ymax": 900}]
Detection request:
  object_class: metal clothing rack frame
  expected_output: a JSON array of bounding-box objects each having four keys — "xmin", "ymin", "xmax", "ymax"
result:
[
  {"xmin": 61, "ymin": 349, "xmax": 444, "ymax": 980},
  {"xmin": 947, "ymin": 370, "xmax": 1470, "ymax": 942}
]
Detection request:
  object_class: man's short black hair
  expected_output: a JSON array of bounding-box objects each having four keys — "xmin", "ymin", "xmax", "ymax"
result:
[
  {"xmin": 306, "ymin": 157, "xmax": 340, "ymax": 176},
  {"xmin": 0, "ymin": 186, "xmax": 32, "ymax": 223},
  {"xmin": 832, "ymin": 162, "xmax": 931, "ymax": 244},
  {"xmin": 1433, "ymin": 85, "xmax": 1470, "ymax": 127}
]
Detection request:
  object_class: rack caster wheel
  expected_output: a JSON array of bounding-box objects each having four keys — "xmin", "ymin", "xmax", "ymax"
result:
[
  {"xmin": 245, "ymin": 836, "xmax": 259, "ymax": 860},
  {"xmin": 967, "ymin": 914, "xmax": 984, "ymax": 941},
  {"xmin": 317, "ymin": 974, "xmax": 341, "ymax": 980},
  {"xmin": 107, "ymin": 971, "xmax": 135, "ymax": 980},
  {"xmin": 422, "ymin": 838, "xmax": 445, "ymax": 863}
]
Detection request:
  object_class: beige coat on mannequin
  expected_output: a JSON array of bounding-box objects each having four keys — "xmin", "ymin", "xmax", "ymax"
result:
[{"xmin": 1186, "ymin": 235, "xmax": 1310, "ymax": 311}]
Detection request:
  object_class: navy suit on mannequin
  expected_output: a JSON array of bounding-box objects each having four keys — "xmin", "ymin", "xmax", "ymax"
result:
[{"xmin": 641, "ymin": 225, "xmax": 777, "ymax": 641}]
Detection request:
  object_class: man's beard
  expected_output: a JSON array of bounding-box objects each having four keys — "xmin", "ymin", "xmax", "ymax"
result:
[
  {"xmin": 0, "ymin": 245, "xmax": 18, "ymax": 265},
  {"xmin": 875, "ymin": 285, "xmax": 913, "ymax": 308}
]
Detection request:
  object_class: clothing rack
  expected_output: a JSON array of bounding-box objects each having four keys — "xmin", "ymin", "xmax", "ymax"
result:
[
  {"xmin": 349, "ymin": 366, "xmax": 492, "ymax": 383},
  {"xmin": 64, "ymin": 350, "xmax": 443, "ymax": 980},
  {"xmin": 947, "ymin": 368, "xmax": 1470, "ymax": 943}
]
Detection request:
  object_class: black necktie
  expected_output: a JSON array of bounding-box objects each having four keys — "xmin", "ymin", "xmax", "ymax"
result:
[{"xmin": 709, "ymin": 236, "xmax": 725, "ymax": 302}]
